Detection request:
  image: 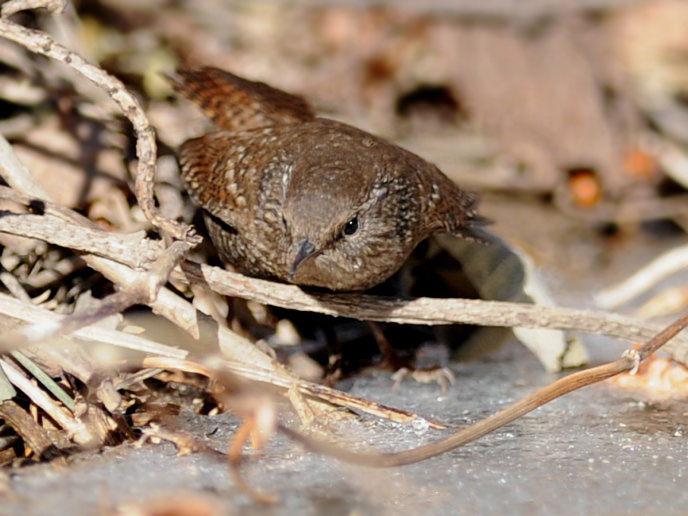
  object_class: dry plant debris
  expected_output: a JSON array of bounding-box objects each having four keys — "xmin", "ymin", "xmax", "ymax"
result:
[{"xmin": 0, "ymin": 0, "xmax": 685, "ymax": 507}]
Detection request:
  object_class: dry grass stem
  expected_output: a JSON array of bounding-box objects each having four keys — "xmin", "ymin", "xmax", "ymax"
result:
[
  {"xmin": 0, "ymin": 357, "xmax": 92, "ymax": 443},
  {"xmin": 0, "ymin": 293, "xmax": 186, "ymax": 358}
]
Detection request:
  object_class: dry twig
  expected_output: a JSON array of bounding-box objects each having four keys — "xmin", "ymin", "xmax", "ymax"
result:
[
  {"xmin": 595, "ymin": 244, "xmax": 688, "ymax": 309},
  {"xmin": 0, "ymin": 1, "xmax": 196, "ymax": 243},
  {"xmin": 180, "ymin": 262, "xmax": 688, "ymax": 351},
  {"xmin": 279, "ymin": 311, "xmax": 688, "ymax": 466},
  {"xmin": 1, "ymin": 0, "xmax": 66, "ymax": 18},
  {"xmin": 0, "ymin": 357, "xmax": 92, "ymax": 443},
  {"xmin": 0, "ymin": 211, "xmax": 162, "ymax": 269},
  {"xmin": 0, "ymin": 180, "xmax": 686, "ymax": 361},
  {"xmin": 142, "ymin": 356, "xmax": 446, "ymax": 428}
]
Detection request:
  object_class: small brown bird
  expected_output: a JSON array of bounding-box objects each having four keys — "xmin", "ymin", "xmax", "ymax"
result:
[{"xmin": 172, "ymin": 67, "xmax": 485, "ymax": 291}]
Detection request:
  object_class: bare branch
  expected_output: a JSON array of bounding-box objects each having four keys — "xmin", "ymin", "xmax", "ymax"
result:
[
  {"xmin": 0, "ymin": 357, "xmax": 93, "ymax": 443},
  {"xmin": 180, "ymin": 262, "xmax": 688, "ymax": 350},
  {"xmin": 595, "ymin": 244, "xmax": 688, "ymax": 309},
  {"xmin": 1, "ymin": 0, "xmax": 66, "ymax": 18},
  {"xmin": 0, "ymin": 293, "xmax": 186, "ymax": 358},
  {"xmin": 279, "ymin": 311, "xmax": 688, "ymax": 466},
  {"xmin": 144, "ymin": 356, "xmax": 446, "ymax": 429},
  {"xmin": 0, "ymin": 212, "xmax": 162, "ymax": 269},
  {"xmin": 0, "ymin": 10, "xmax": 197, "ymax": 242}
]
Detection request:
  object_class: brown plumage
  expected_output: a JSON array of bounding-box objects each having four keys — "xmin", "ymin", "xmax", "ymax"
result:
[{"xmin": 172, "ymin": 67, "xmax": 485, "ymax": 291}]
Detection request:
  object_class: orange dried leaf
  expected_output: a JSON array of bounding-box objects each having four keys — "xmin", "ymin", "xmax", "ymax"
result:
[{"xmin": 608, "ymin": 356, "xmax": 688, "ymax": 400}]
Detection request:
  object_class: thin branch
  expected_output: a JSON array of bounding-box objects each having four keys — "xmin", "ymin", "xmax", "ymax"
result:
[
  {"xmin": 0, "ymin": 211, "xmax": 162, "ymax": 269},
  {"xmin": 143, "ymin": 356, "xmax": 446, "ymax": 429},
  {"xmin": 0, "ymin": 184, "xmax": 114, "ymax": 228},
  {"xmin": 0, "ymin": 293, "xmax": 186, "ymax": 358},
  {"xmin": 1, "ymin": 0, "xmax": 66, "ymax": 18},
  {"xmin": 595, "ymin": 244, "xmax": 688, "ymax": 309},
  {"xmin": 180, "ymin": 262, "xmax": 688, "ymax": 350},
  {"xmin": 279, "ymin": 311, "xmax": 688, "ymax": 466},
  {"xmin": 0, "ymin": 7, "xmax": 197, "ymax": 242},
  {"xmin": 0, "ymin": 356, "xmax": 93, "ymax": 443}
]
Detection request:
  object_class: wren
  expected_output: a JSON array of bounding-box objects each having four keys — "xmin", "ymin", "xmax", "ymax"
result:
[{"xmin": 171, "ymin": 67, "xmax": 485, "ymax": 291}]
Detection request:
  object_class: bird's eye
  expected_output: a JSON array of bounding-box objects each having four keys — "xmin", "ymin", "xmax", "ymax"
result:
[{"xmin": 343, "ymin": 217, "xmax": 359, "ymax": 236}]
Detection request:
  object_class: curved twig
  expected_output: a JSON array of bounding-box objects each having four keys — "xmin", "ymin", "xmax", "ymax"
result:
[
  {"xmin": 0, "ymin": 4, "xmax": 197, "ymax": 243},
  {"xmin": 595, "ymin": 244, "xmax": 688, "ymax": 309},
  {"xmin": 279, "ymin": 311, "xmax": 688, "ymax": 466}
]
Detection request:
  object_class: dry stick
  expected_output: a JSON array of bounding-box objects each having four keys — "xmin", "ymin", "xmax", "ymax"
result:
[
  {"xmin": 0, "ymin": 357, "xmax": 93, "ymax": 443},
  {"xmin": 1, "ymin": 202, "xmax": 686, "ymax": 359},
  {"xmin": 0, "ymin": 183, "xmax": 106, "ymax": 229},
  {"xmin": 1, "ymin": 0, "xmax": 66, "ymax": 18},
  {"xmin": 180, "ymin": 262, "xmax": 688, "ymax": 351},
  {"xmin": 0, "ymin": 293, "xmax": 186, "ymax": 358},
  {"xmin": 595, "ymin": 244, "xmax": 688, "ymax": 309},
  {"xmin": 0, "ymin": 6, "xmax": 346, "ymax": 422},
  {"xmin": 0, "ymin": 7, "xmax": 197, "ymax": 243},
  {"xmin": 280, "ymin": 311, "xmax": 688, "ymax": 467},
  {"xmin": 142, "ymin": 356, "xmax": 445, "ymax": 429},
  {"xmin": 0, "ymin": 211, "xmax": 163, "ymax": 269}
]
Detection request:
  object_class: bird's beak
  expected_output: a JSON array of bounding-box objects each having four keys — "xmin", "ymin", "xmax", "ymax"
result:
[{"xmin": 288, "ymin": 239, "xmax": 316, "ymax": 281}]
